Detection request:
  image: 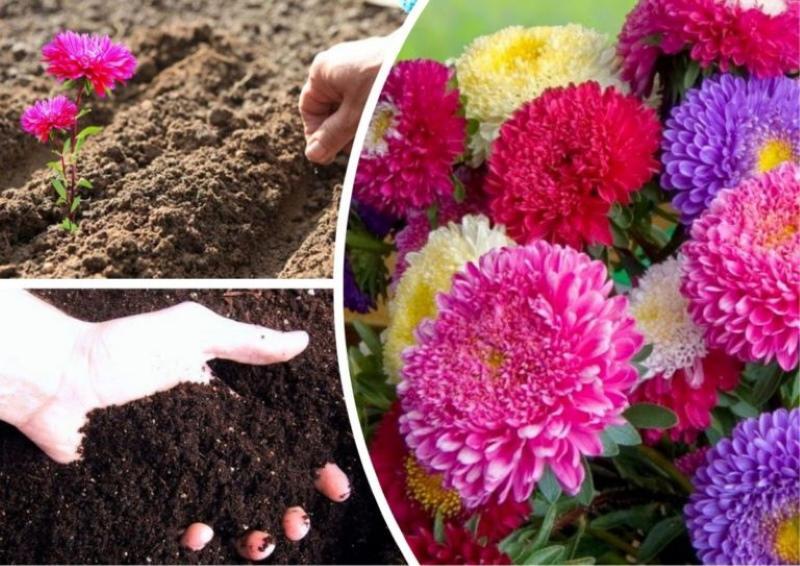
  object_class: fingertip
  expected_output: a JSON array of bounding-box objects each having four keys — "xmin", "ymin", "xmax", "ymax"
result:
[
  {"xmin": 305, "ymin": 140, "xmax": 334, "ymax": 165},
  {"xmin": 281, "ymin": 330, "xmax": 309, "ymax": 360}
]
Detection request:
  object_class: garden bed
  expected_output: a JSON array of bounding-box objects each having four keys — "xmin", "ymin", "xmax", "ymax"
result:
[
  {"xmin": 0, "ymin": 0, "xmax": 400, "ymax": 278},
  {"xmin": 0, "ymin": 289, "xmax": 399, "ymax": 564}
]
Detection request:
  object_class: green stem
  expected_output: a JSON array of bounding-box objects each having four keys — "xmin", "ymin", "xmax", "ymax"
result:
[
  {"xmin": 586, "ymin": 527, "xmax": 638, "ymax": 557},
  {"xmin": 638, "ymin": 445, "xmax": 693, "ymax": 495}
]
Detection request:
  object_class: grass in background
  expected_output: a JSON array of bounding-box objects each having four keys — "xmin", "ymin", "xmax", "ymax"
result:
[{"xmin": 399, "ymin": 0, "xmax": 636, "ymax": 61}]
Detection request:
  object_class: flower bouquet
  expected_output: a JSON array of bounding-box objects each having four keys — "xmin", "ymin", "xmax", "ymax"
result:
[{"xmin": 344, "ymin": 1, "xmax": 799, "ymax": 564}]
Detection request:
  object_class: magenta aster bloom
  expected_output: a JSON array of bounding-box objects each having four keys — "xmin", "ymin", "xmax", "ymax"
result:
[
  {"xmin": 618, "ymin": 0, "xmax": 800, "ymax": 97},
  {"xmin": 42, "ymin": 31, "xmax": 137, "ymax": 96},
  {"xmin": 20, "ymin": 96, "xmax": 78, "ymax": 143},
  {"xmin": 398, "ymin": 242, "xmax": 643, "ymax": 508},
  {"xmin": 355, "ymin": 59, "xmax": 466, "ymax": 217},
  {"xmin": 681, "ymin": 164, "xmax": 800, "ymax": 371},
  {"xmin": 663, "ymin": 75, "xmax": 799, "ymax": 222},
  {"xmin": 685, "ymin": 408, "xmax": 800, "ymax": 565}
]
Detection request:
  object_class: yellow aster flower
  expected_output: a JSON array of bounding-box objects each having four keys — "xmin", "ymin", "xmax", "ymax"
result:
[
  {"xmin": 383, "ymin": 215, "xmax": 513, "ymax": 382},
  {"xmin": 456, "ymin": 25, "xmax": 625, "ymax": 127}
]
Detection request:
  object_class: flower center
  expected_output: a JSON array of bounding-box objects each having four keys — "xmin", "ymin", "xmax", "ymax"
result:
[
  {"xmin": 494, "ymin": 36, "xmax": 544, "ymax": 74},
  {"xmin": 404, "ymin": 455, "xmax": 462, "ymax": 518},
  {"xmin": 757, "ymin": 212, "xmax": 799, "ymax": 250},
  {"xmin": 757, "ymin": 139, "xmax": 794, "ymax": 174},
  {"xmin": 365, "ymin": 101, "xmax": 398, "ymax": 155},
  {"xmin": 774, "ymin": 513, "xmax": 800, "ymax": 563}
]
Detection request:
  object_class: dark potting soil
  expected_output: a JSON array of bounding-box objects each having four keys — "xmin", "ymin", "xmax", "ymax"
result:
[
  {"xmin": 0, "ymin": 1, "xmax": 402, "ymax": 278},
  {"xmin": 0, "ymin": 290, "xmax": 402, "ymax": 564}
]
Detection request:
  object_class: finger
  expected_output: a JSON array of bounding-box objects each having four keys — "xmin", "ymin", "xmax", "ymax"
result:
[
  {"xmin": 203, "ymin": 317, "xmax": 309, "ymax": 365},
  {"xmin": 305, "ymin": 102, "xmax": 361, "ymax": 165},
  {"xmin": 299, "ymin": 80, "xmax": 335, "ymax": 138}
]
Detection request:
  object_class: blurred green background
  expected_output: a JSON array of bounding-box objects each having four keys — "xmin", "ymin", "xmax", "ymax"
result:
[{"xmin": 399, "ymin": 0, "xmax": 637, "ymax": 61}]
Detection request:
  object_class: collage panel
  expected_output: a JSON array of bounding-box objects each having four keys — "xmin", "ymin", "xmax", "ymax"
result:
[
  {"xmin": 0, "ymin": 289, "xmax": 399, "ymax": 564},
  {"xmin": 343, "ymin": 0, "xmax": 800, "ymax": 565}
]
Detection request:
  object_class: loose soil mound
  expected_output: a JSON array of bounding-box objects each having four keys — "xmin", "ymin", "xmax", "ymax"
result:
[
  {"xmin": 0, "ymin": 290, "xmax": 400, "ymax": 564},
  {"xmin": 0, "ymin": 1, "xmax": 400, "ymax": 278}
]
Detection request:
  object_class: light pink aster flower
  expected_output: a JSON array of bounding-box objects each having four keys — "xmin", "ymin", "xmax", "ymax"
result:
[
  {"xmin": 398, "ymin": 242, "xmax": 643, "ymax": 508},
  {"xmin": 681, "ymin": 163, "xmax": 800, "ymax": 371},
  {"xmin": 20, "ymin": 96, "xmax": 78, "ymax": 143},
  {"xmin": 42, "ymin": 31, "xmax": 137, "ymax": 96}
]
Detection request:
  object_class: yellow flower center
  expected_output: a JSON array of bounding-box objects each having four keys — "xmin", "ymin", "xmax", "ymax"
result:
[
  {"xmin": 493, "ymin": 35, "xmax": 544, "ymax": 74},
  {"xmin": 404, "ymin": 455, "xmax": 462, "ymax": 518},
  {"xmin": 757, "ymin": 139, "xmax": 795, "ymax": 174},
  {"xmin": 365, "ymin": 102, "xmax": 398, "ymax": 155},
  {"xmin": 774, "ymin": 513, "xmax": 800, "ymax": 563}
]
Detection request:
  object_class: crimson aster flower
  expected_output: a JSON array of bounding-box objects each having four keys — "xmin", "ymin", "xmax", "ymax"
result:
[
  {"xmin": 399, "ymin": 242, "xmax": 643, "ymax": 507},
  {"xmin": 685, "ymin": 408, "xmax": 800, "ymax": 565},
  {"xmin": 681, "ymin": 164, "xmax": 800, "ymax": 371},
  {"xmin": 486, "ymin": 81, "xmax": 660, "ymax": 248},
  {"xmin": 20, "ymin": 96, "xmax": 78, "ymax": 143},
  {"xmin": 355, "ymin": 59, "xmax": 466, "ymax": 217},
  {"xmin": 618, "ymin": 0, "xmax": 800, "ymax": 97},
  {"xmin": 663, "ymin": 75, "xmax": 799, "ymax": 222},
  {"xmin": 42, "ymin": 31, "xmax": 137, "ymax": 96},
  {"xmin": 407, "ymin": 523, "xmax": 511, "ymax": 565}
]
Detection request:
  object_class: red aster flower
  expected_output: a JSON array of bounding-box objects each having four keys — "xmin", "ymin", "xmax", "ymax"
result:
[
  {"xmin": 407, "ymin": 524, "xmax": 511, "ymax": 565},
  {"xmin": 486, "ymin": 81, "xmax": 660, "ymax": 249},
  {"xmin": 20, "ymin": 96, "xmax": 78, "ymax": 143}
]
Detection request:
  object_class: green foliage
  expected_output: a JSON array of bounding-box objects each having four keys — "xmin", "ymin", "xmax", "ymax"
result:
[
  {"xmin": 624, "ymin": 403, "xmax": 678, "ymax": 429},
  {"xmin": 347, "ymin": 322, "xmax": 395, "ymax": 440},
  {"xmin": 346, "ymin": 212, "xmax": 393, "ymax": 304},
  {"xmin": 638, "ymin": 516, "xmax": 686, "ymax": 562}
]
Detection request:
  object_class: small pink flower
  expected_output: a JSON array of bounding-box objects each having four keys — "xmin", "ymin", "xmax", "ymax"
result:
[
  {"xmin": 42, "ymin": 31, "xmax": 137, "ymax": 96},
  {"xmin": 20, "ymin": 96, "xmax": 78, "ymax": 143}
]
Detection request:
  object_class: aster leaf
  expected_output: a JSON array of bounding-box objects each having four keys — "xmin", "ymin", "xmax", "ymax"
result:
[
  {"xmin": 352, "ymin": 321, "xmax": 382, "ymax": 358},
  {"xmin": 623, "ymin": 403, "xmax": 677, "ymax": 429},
  {"xmin": 631, "ymin": 344, "xmax": 653, "ymax": 364},
  {"xmin": 683, "ymin": 60, "xmax": 701, "ymax": 91},
  {"xmin": 576, "ymin": 459, "xmax": 594, "ymax": 506},
  {"xmin": 529, "ymin": 503, "xmax": 558, "ymax": 552},
  {"xmin": 604, "ymin": 421, "xmax": 641, "ymax": 446},
  {"xmin": 452, "ymin": 174, "xmax": 466, "ymax": 203},
  {"xmin": 70, "ymin": 196, "xmax": 81, "ymax": 213},
  {"xmin": 519, "ymin": 544, "xmax": 566, "ymax": 565},
  {"xmin": 637, "ymin": 516, "xmax": 685, "ymax": 563},
  {"xmin": 563, "ymin": 558, "xmax": 595, "ymax": 565},
  {"xmin": 729, "ymin": 398, "xmax": 759, "ymax": 418},
  {"xmin": 433, "ymin": 511, "xmax": 445, "ymax": 544},
  {"xmin": 600, "ymin": 433, "xmax": 619, "ymax": 457},
  {"xmin": 591, "ymin": 504, "xmax": 660, "ymax": 530},
  {"xmin": 75, "ymin": 126, "xmax": 103, "ymax": 154},
  {"xmin": 46, "ymin": 161, "xmax": 64, "ymax": 177},
  {"xmin": 538, "ymin": 467, "xmax": 562, "ymax": 503},
  {"xmin": 749, "ymin": 364, "xmax": 784, "ymax": 407},
  {"xmin": 62, "ymin": 137, "xmax": 72, "ymax": 157},
  {"xmin": 51, "ymin": 178, "xmax": 67, "ymax": 201},
  {"xmin": 59, "ymin": 79, "xmax": 78, "ymax": 92},
  {"xmin": 77, "ymin": 178, "xmax": 93, "ymax": 190}
]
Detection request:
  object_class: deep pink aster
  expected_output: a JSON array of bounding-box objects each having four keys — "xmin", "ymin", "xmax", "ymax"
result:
[
  {"xmin": 618, "ymin": 0, "xmax": 800, "ymax": 97},
  {"xmin": 355, "ymin": 59, "xmax": 466, "ymax": 217},
  {"xmin": 20, "ymin": 96, "xmax": 78, "ymax": 143},
  {"xmin": 407, "ymin": 523, "xmax": 511, "ymax": 565},
  {"xmin": 681, "ymin": 164, "xmax": 800, "ymax": 371},
  {"xmin": 630, "ymin": 350, "xmax": 741, "ymax": 443},
  {"xmin": 42, "ymin": 31, "xmax": 137, "ymax": 96},
  {"xmin": 675, "ymin": 447, "xmax": 710, "ymax": 477},
  {"xmin": 399, "ymin": 242, "xmax": 643, "ymax": 507},
  {"xmin": 486, "ymin": 81, "xmax": 660, "ymax": 249}
]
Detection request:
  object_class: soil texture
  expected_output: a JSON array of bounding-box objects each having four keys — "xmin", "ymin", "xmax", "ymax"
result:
[
  {"xmin": 0, "ymin": 290, "xmax": 401, "ymax": 564},
  {"xmin": 0, "ymin": 1, "xmax": 401, "ymax": 278}
]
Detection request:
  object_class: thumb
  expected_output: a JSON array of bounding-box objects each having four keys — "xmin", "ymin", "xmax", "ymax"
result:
[
  {"xmin": 305, "ymin": 101, "xmax": 362, "ymax": 165},
  {"xmin": 201, "ymin": 315, "xmax": 309, "ymax": 365}
]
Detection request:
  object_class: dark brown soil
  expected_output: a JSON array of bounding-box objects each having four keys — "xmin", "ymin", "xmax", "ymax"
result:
[
  {"xmin": 0, "ymin": 290, "xmax": 401, "ymax": 564},
  {"xmin": 0, "ymin": 1, "xmax": 401, "ymax": 278}
]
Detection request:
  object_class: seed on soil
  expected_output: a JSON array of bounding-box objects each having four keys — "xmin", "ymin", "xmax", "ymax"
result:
[
  {"xmin": 282, "ymin": 507, "xmax": 310, "ymax": 541},
  {"xmin": 179, "ymin": 522, "xmax": 214, "ymax": 551},
  {"xmin": 314, "ymin": 462, "xmax": 351, "ymax": 502},
  {"xmin": 236, "ymin": 530, "xmax": 276, "ymax": 561}
]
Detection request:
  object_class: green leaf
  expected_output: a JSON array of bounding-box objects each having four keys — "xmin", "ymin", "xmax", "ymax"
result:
[
  {"xmin": 426, "ymin": 204, "xmax": 439, "ymax": 230},
  {"xmin": 564, "ymin": 558, "xmax": 595, "ymax": 565},
  {"xmin": 751, "ymin": 364, "xmax": 784, "ymax": 407},
  {"xmin": 59, "ymin": 218, "xmax": 78, "ymax": 233},
  {"xmin": 70, "ymin": 196, "xmax": 81, "ymax": 213},
  {"xmin": 730, "ymin": 398, "xmax": 759, "ymax": 418},
  {"xmin": 624, "ymin": 403, "xmax": 678, "ymax": 429},
  {"xmin": 600, "ymin": 432, "xmax": 619, "ymax": 457},
  {"xmin": 638, "ymin": 516, "xmax": 685, "ymax": 562},
  {"xmin": 62, "ymin": 137, "xmax": 72, "ymax": 156},
  {"xmin": 51, "ymin": 178, "xmax": 67, "ymax": 201},
  {"xmin": 433, "ymin": 511, "xmax": 445, "ymax": 544},
  {"xmin": 60, "ymin": 79, "xmax": 78, "ymax": 91},
  {"xmin": 352, "ymin": 320, "xmax": 382, "ymax": 357},
  {"xmin": 77, "ymin": 178, "xmax": 93, "ymax": 190},
  {"xmin": 610, "ymin": 204, "xmax": 634, "ymax": 229},
  {"xmin": 519, "ymin": 544, "xmax": 566, "ymax": 565},
  {"xmin": 605, "ymin": 421, "xmax": 642, "ymax": 446},
  {"xmin": 538, "ymin": 467, "xmax": 562, "ymax": 504},
  {"xmin": 591, "ymin": 504, "xmax": 659, "ymax": 530},
  {"xmin": 76, "ymin": 107, "xmax": 92, "ymax": 119},
  {"xmin": 453, "ymin": 174, "xmax": 466, "ymax": 203},
  {"xmin": 576, "ymin": 458, "xmax": 594, "ymax": 506},
  {"xmin": 529, "ymin": 503, "xmax": 558, "ymax": 552},
  {"xmin": 632, "ymin": 344, "xmax": 653, "ymax": 364},
  {"xmin": 683, "ymin": 60, "xmax": 701, "ymax": 91},
  {"xmin": 46, "ymin": 160, "xmax": 64, "ymax": 177},
  {"xmin": 75, "ymin": 126, "xmax": 103, "ymax": 154}
]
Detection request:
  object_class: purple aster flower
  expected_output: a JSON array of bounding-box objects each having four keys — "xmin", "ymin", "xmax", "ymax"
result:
[
  {"xmin": 663, "ymin": 75, "xmax": 799, "ymax": 223},
  {"xmin": 685, "ymin": 408, "xmax": 800, "ymax": 565},
  {"xmin": 353, "ymin": 199, "xmax": 398, "ymax": 239},
  {"xmin": 344, "ymin": 258, "xmax": 375, "ymax": 314}
]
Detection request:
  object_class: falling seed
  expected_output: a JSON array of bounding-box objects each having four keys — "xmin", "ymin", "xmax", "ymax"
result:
[
  {"xmin": 180, "ymin": 522, "xmax": 214, "ymax": 552},
  {"xmin": 236, "ymin": 530, "xmax": 276, "ymax": 561},
  {"xmin": 313, "ymin": 462, "xmax": 351, "ymax": 502},
  {"xmin": 282, "ymin": 507, "xmax": 310, "ymax": 541}
]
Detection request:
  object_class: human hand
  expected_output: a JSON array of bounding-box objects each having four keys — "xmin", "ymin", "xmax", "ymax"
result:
[
  {"xmin": 299, "ymin": 35, "xmax": 391, "ymax": 165},
  {"xmin": 0, "ymin": 294, "xmax": 308, "ymax": 464}
]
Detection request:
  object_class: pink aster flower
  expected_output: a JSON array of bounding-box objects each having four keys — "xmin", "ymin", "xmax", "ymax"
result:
[
  {"xmin": 399, "ymin": 242, "xmax": 643, "ymax": 507},
  {"xmin": 20, "ymin": 96, "xmax": 78, "ymax": 143},
  {"xmin": 618, "ymin": 0, "xmax": 800, "ymax": 97},
  {"xmin": 675, "ymin": 446, "xmax": 710, "ymax": 477},
  {"xmin": 630, "ymin": 349, "xmax": 741, "ymax": 444},
  {"xmin": 42, "ymin": 31, "xmax": 137, "ymax": 96},
  {"xmin": 681, "ymin": 163, "xmax": 800, "ymax": 371},
  {"xmin": 355, "ymin": 60, "xmax": 467, "ymax": 217}
]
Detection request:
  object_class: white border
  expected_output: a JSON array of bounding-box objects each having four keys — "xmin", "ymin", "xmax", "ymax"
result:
[{"xmin": 333, "ymin": 1, "xmax": 430, "ymax": 565}]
